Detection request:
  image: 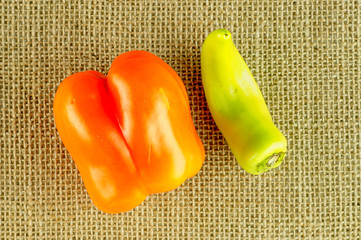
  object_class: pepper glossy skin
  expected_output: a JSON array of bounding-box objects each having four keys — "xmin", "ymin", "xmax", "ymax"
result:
[
  {"xmin": 201, "ymin": 29, "xmax": 287, "ymax": 175},
  {"xmin": 53, "ymin": 51, "xmax": 205, "ymax": 213}
]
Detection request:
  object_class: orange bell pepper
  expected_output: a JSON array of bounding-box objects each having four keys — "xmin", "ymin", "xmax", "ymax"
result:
[{"xmin": 53, "ymin": 51, "xmax": 205, "ymax": 213}]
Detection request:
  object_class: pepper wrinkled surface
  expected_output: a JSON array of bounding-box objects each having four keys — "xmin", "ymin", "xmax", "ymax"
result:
[
  {"xmin": 201, "ymin": 29, "xmax": 287, "ymax": 175},
  {"xmin": 53, "ymin": 51, "xmax": 205, "ymax": 213}
]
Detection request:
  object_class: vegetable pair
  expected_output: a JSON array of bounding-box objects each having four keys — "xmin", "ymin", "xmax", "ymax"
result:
[{"xmin": 53, "ymin": 29, "xmax": 287, "ymax": 213}]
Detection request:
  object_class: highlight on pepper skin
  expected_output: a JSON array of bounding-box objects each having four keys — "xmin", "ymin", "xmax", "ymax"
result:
[{"xmin": 53, "ymin": 51, "xmax": 205, "ymax": 213}]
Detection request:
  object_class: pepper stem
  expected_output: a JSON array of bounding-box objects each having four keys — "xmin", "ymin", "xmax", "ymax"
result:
[
  {"xmin": 256, "ymin": 152, "xmax": 286, "ymax": 174},
  {"xmin": 266, "ymin": 154, "xmax": 280, "ymax": 167}
]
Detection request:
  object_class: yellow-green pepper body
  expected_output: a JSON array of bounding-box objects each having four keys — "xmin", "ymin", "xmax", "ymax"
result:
[{"xmin": 201, "ymin": 29, "xmax": 287, "ymax": 175}]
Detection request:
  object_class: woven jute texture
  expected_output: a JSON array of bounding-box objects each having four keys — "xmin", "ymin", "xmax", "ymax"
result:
[{"xmin": 1, "ymin": 0, "xmax": 360, "ymax": 239}]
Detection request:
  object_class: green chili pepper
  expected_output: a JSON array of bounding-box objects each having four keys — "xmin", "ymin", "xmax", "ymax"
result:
[{"xmin": 201, "ymin": 29, "xmax": 287, "ymax": 175}]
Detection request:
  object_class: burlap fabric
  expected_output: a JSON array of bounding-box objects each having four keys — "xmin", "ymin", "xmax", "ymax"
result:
[{"xmin": 1, "ymin": 0, "xmax": 360, "ymax": 239}]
